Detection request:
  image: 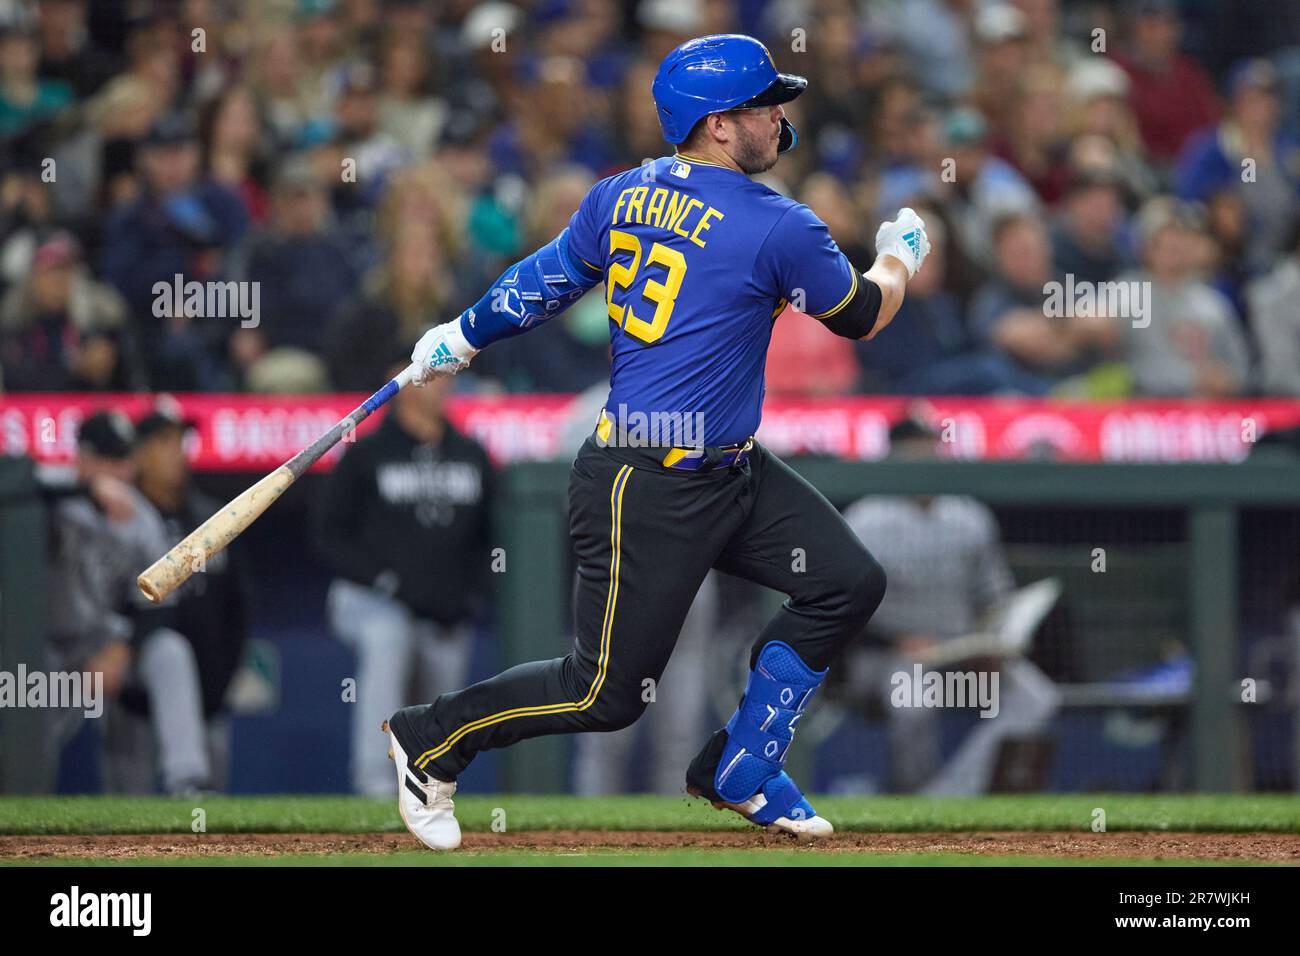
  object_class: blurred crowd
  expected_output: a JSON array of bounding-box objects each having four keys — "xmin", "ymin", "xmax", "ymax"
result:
[{"xmin": 0, "ymin": 0, "xmax": 1298, "ymax": 401}]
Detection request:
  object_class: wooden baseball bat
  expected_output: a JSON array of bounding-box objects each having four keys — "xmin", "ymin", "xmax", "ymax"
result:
[{"xmin": 137, "ymin": 364, "xmax": 417, "ymax": 603}]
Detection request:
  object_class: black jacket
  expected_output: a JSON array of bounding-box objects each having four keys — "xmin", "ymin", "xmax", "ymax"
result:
[{"xmin": 312, "ymin": 414, "xmax": 494, "ymax": 625}]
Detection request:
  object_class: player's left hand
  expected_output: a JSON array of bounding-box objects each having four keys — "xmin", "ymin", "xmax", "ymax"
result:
[
  {"xmin": 875, "ymin": 207, "xmax": 931, "ymax": 279},
  {"xmin": 410, "ymin": 318, "xmax": 479, "ymax": 385}
]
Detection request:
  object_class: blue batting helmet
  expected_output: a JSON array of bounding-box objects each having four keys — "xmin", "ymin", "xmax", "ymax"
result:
[{"xmin": 652, "ymin": 34, "xmax": 808, "ymax": 153}]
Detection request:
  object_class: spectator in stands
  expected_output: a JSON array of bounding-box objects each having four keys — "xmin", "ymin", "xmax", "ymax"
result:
[
  {"xmin": 1248, "ymin": 218, "xmax": 1300, "ymax": 396},
  {"xmin": 130, "ymin": 402, "xmax": 251, "ymax": 792},
  {"xmin": 1200, "ymin": 189, "xmax": 1252, "ymax": 322},
  {"xmin": 636, "ymin": 0, "xmax": 706, "ymax": 63},
  {"xmin": 0, "ymin": 231, "xmax": 139, "ymax": 391},
  {"xmin": 993, "ymin": 65, "xmax": 1072, "ymax": 205},
  {"xmin": 376, "ymin": 28, "xmax": 446, "ymax": 160},
  {"xmin": 891, "ymin": 0, "xmax": 978, "ymax": 101},
  {"xmin": 377, "ymin": 158, "xmax": 472, "ymax": 283},
  {"xmin": 35, "ymin": 0, "xmax": 120, "ymax": 99},
  {"xmin": 866, "ymin": 76, "xmax": 928, "ymax": 172},
  {"xmin": 0, "ymin": 126, "xmax": 58, "ymax": 292},
  {"xmin": 535, "ymin": 0, "xmax": 628, "ymax": 88},
  {"xmin": 1017, "ymin": 0, "xmax": 1088, "ymax": 71},
  {"xmin": 489, "ymin": 54, "xmax": 617, "ymax": 180},
  {"xmin": 46, "ymin": 410, "xmax": 212, "ymax": 795},
  {"xmin": 839, "ymin": 417, "xmax": 1060, "ymax": 794},
  {"xmin": 199, "ymin": 84, "xmax": 272, "ymax": 225},
  {"xmin": 772, "ymin": 2, "xmax": 878, "ymax": 165},
  {"xmin": 325, "ymin": 218, "xmax": 456, "ymax": 392},
  {"xmin": 102, "ymin": 112, "xmax": 249, "ymax": 390},
  {"xmin": 228, "ymin": 156, "xmax": 362, "ymax": 392},
  {"xmin": 1064, "ymin": 59, "xmax": 1158, "ymax": 201},
  {"xmin": 293, "ymin": 0, "xmax": 352, "ymax": 130},
  {"xmin": 1119, "ymin": 197, "xmax": 1249, "ymax": 397},
  {"xmin": 1176, "ymin": 59, "xmax": 1300, "ymax": 273},
  {"xmin": 53, "ymin": 63, "xmax": 160, "ymax": 224},
  {"xmin": 766, "ymin": 303, "xmax": 861, "ymax": 397},
  {"xmin": 1111, "ymin": 0, "xmax": 1220, "ymax": 166},
  {"xmin": 613, "ymin": 57, "xmax": 671, "ymax": 164},
  {"xmin": 0, "ymin": 14, "xmax": 71, "ymax": 137},
  {"xmin": 1050, "ymin": 169, "xmax": 1127, "ymax": 285},
  {"xmin": 247, "ymin": 25, "xmax": 312, "ymax": 152},
  {"xmin": 970, "ymin": 3, "xmax": 1032, "ymax": 140},
  {"xmin": 313, "ymin": 354, "xmax": 494, "ymax": 796},
  {"xmin": 327, "ymin": 60, "xmax": 409, "ymax": 212},
  {"xmin": 448, "ymin": 0, "xmax": 524, "ymax": 131},
  {"xmin": 939, "ymin": 107, "xmax": 1039, "ymax": 267},
  {"xmin": 969, "ymin": 212, "xmax": 1115, "ymax": 393},
  {"xmin": 83, "ymin": 11, "xmax": 181, "ymax": 199},
  {"xmin": 180, "ymin": 0, "xmax": 245, "ymax": 104}
]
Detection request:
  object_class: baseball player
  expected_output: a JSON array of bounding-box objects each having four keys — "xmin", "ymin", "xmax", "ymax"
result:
[{"xmin": 385, "ymin": 34, "xmax": 931, "ymax": 849}]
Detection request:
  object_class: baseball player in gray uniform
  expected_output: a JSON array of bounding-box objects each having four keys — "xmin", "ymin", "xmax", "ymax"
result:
[{"xmin": 840, "ymin": 419, "xmax": 1059, "ymax": 794}]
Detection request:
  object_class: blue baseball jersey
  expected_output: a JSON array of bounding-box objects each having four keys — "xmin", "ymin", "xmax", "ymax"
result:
[{"xmin": 566, "ymin": 153, "xmax": 859, "ymax": 446}]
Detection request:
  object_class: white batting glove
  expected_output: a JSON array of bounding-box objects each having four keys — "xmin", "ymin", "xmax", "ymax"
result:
[
  {"xmin": 410, "ymin": 317, "xmax": 479, "ymax": 384},
  {"xmin": 875, "ymin": 207, "xmax": 931, "ymax": 279}
]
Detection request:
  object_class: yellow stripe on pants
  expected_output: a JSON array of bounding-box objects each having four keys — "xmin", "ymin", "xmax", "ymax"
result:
[{"xmin": 414, "ymin": 464, "xmax": 634, "ymax": 770}]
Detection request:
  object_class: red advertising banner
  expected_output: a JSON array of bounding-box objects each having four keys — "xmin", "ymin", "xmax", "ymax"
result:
[{"xmin": 2, "ymin": 393, "xmax": 1299, "ymax": 470}]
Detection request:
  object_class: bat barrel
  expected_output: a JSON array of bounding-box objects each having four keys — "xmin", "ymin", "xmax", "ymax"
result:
[
  {"xmin": 138, "ymin": 552, "xmax": 195, "ymax": 604},
  {"xmin": 137, "ymin": 465, "xmax": 295, "ymax": 603},
  {"xmin": 134, "ymin": 366, "xmax": 416, "ymax": 603}
]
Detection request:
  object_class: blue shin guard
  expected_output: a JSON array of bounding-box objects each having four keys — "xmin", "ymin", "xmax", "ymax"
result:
[{"xmin": 715, "ymin": 641, "xmax": 826, "ymax": 825}]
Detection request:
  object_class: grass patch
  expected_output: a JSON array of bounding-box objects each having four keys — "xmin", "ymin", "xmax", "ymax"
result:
[{"xmin": 0, "ymin": 794, "xmax": 1297, "ymax": 836}]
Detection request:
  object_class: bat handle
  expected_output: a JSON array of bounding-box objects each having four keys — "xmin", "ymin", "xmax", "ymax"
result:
[{"xmin": 361, "ymin": 363, "xmax": 418, "ymax": 415}]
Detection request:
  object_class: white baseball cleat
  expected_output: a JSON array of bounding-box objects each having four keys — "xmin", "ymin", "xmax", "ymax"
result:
[
  {"xmin": 725, "ymin": 794, "xmax": 835, "ymax": 838},
  {"xmin": 687, "ymin": 785, "xmax": 835, "ymax": 838},
  {"xmin": 383, "ymin": 720, "xmax": 461, "ymax": 851}
]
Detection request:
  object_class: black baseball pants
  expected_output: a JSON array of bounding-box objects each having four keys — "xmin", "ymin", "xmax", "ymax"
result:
[{"xmin": 392, "ymin": 435, "xmax": 886, "ymax": 782}]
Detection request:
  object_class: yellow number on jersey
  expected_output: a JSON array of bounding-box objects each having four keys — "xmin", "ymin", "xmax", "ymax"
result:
[{"xmin": 606, "ymin": 229, "xmax": 687, "ymax": 345}]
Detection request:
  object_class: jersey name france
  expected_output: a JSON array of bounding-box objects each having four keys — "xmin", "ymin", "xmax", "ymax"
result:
[{"xmin": 565, "ymin": 153, "xmax": 860, "ymax": 447}]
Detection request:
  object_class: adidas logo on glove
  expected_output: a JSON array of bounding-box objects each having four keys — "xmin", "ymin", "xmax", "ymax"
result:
[
  {"xmin": 902, "ymin": 230, "xmax": 921, "ymax": 259},
  {"xmin": 874, "ymin": 208, "xmax": 931, "ymax": 279},
  {"xmin": 427, "ymin": 342, "xmax": 458, "ymax": 370}
]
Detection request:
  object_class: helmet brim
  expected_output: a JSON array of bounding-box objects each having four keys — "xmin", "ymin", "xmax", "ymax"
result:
[{"xmin": 732, "ymin": 73, "xmax": 808, "ymax": 110}]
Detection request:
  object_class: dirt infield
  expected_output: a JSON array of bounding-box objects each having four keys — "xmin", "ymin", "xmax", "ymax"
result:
[{"xmin": 4, "ymin": 831, "xmax": 1299, "ymax": 861}]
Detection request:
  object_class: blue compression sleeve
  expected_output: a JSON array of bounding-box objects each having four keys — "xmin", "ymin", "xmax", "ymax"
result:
[{"xmin": 459, "ymin": 227, "xmax": 603, "ymax": 349}]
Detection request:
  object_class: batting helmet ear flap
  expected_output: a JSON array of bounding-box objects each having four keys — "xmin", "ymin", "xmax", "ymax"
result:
[
  {"xmin": 778, "ymin": 116, "xmax": 797, "ymax": 153},
  {"xmin": 733, "ymin": 73, "xmax": 805, "ymax": 153}
]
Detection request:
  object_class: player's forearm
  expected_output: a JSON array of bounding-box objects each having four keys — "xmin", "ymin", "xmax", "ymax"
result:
[
  {"xmin": 411, "ymin": 229, "xmax": 603, "ymax": 380},
  {"xmin": 859, "ymin": 207, "xmax": 931, "ymax": 340},
  {"xmin": 460, "ymin": 228, "xmax": 602, "ymax": 350},
  {"xmin": 861, "ymin": 255, "xmax": 909, "ymax": 340}
]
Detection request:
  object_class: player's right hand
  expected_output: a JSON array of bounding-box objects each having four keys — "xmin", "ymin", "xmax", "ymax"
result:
[
  {"xmin": 410, "ymin": 317, "xmax": 479, "ymax": 385},
  {"xmin": 875, "ymin": 207, "xmax": 931, "ymax": 279}
]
